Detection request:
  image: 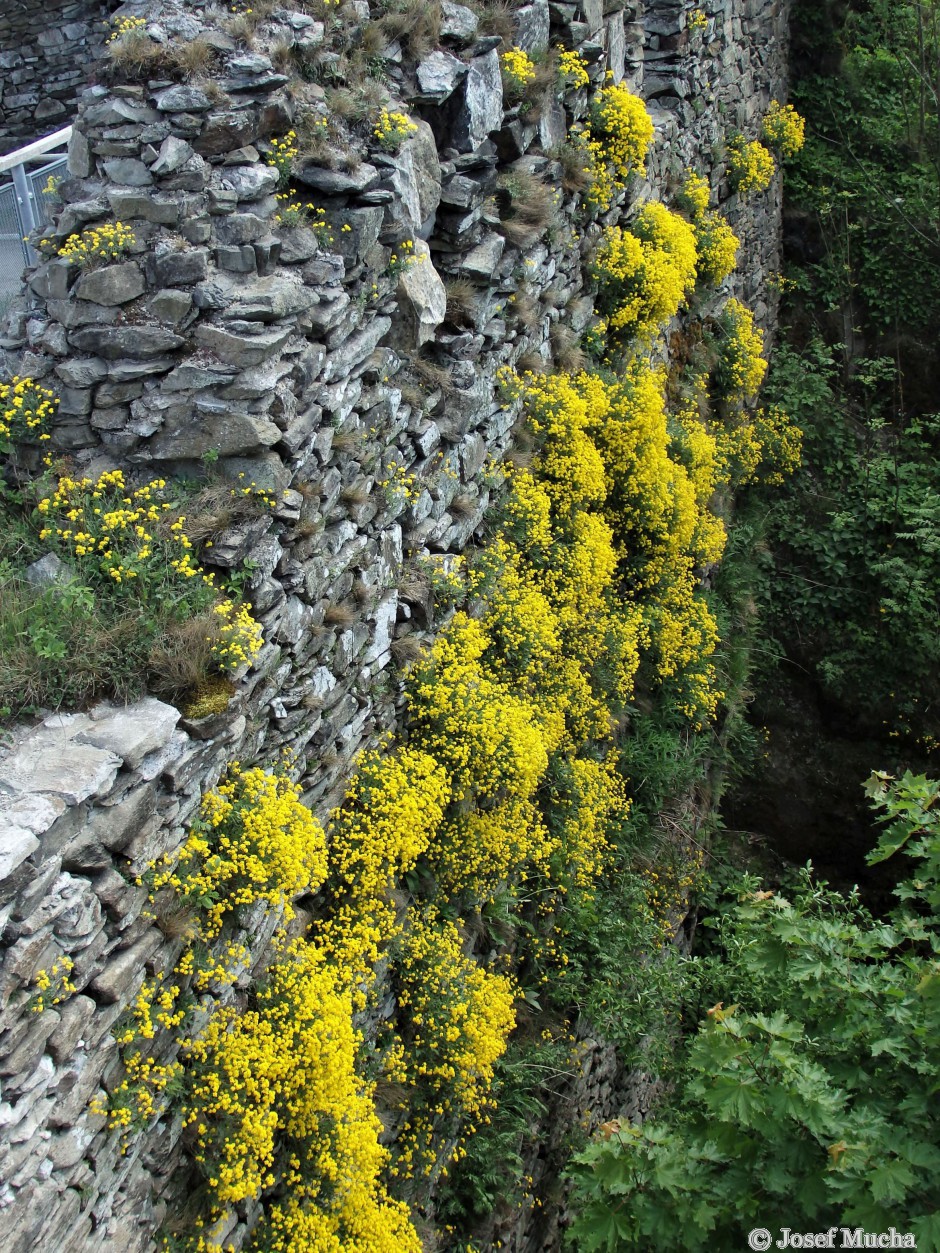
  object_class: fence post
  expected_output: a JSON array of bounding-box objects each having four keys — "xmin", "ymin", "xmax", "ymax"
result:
[{"xmin": 11, "ymin": 163, "xmax": 39, "ymax": 265}]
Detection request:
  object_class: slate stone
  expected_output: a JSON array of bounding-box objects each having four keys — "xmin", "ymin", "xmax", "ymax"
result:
[
  {"xmin": 107, "ymin": 188, "xmax": 179, "ymax": 225},
  {"xmin": 192, "ymin": 271, "xmax": 311, "ymax": 319},
  {"xmin": 73, "ymin": 262, "xmax": 145, "ymax": 306},
  {"xmin": 323, "ymin": 316, "xmax": 392, "ymax": 382},
  {"xmin": 54, "ymin": 358, "xmax": 109, "ymax": 388},
  {"xmin": 293, "ymin": 163, "xmax": 380, "ymax": 195},
  {"xmin": 441, "ymin": 0, "xmax": 479, "ymax": 39},
  {"xmin": 214, "ymin": 213, "xmax": 270, "ymax": 244},
  {"xmin": 89, "ymin": 930, "xmax": 162, "ymax": 1003},
  {"xmin": 457, "ymin": 232, "xmax": 505, "ymax": 278},
  {"xmin": 216, "ymin": 244, "xmax": 257, "ymax": 272},
  {"xmin": 193, "ymin": 111, "xmax": 259, "ymax": 157},
  {"xmin": 149, "ymin": 406, "xmax": 282, "ymax": 459},
  {"xmin": 102, "ymin": 158, "xmax": 153, "ymax": 187},
  {"xmin": 323, "ymin": 206, "xmax": 384, "ymax": 267},
  {"xmin": 208, "ymin": 188, "xmax": 239, "ymax": 214},
  {"xmin": 193, "ymin": 322, "xmax": 294, "ymax": 366},
  {"xmin": 277, "ymin": 226, "xmax": 321, "ymax": 264},
  {"xmin": 416, "ymin": 51, "xmax": 468, "ymax": 99},
  {"xmin": 0, "ymin": 827, "xmax": 39, "ymax": 879},
  {"xmin": 28, "ymin": 260, "xmax": 74, "ymax": 302},
  {"xmin": 514, "ymin": 0, "xmax": 550, "ymax": 53},
  {"xmin": 154, "ymin": 84, "xmax": 212, "ymax": 112},
  {"xmin": 395, "ymin": 241, "xmax": 446, "ymax": 347},
  {"xmin": 149, "ymin": 135, "xmax": 194, "ymax": 176},
  {"xmin": 0, "ymin": 736, "xmax": 121, "ymax": 806},
  {"xmin": 219, "ymin": 164, "xmax": 280, "ymax": 202},
  {"xmin": 153, "ymin": 247, "xmax": 209, "ymax": 287},
  {"xmin": 149, "ymin": 288, "xmax": 193, "ymax": 324},
  {"xmin": 78, "ymin": 698, "xmax": 180, "ymax": 769},
  {"xmin": 68, "ymin": 326, "xmax": 185, "ymax": 360},
  {"xmin": 452, "ymin": 50, "xmax": 504, "ymax": 152},
  {"xmin": 305, "ymin": 292, "xmax": 350, "ymax": 334},
  {"xmin": 386, "ymin": 121, "xmax": 442, "ymax": 231}
]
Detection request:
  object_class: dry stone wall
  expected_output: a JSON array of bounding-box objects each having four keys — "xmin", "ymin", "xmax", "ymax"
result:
[
  {"xmin": 0, "ymin": 0, "xmax": 111, "ymax": 156},
  {"xmin": 0, "ymin": 0, "xmax": 790, "ymax": 1248}
]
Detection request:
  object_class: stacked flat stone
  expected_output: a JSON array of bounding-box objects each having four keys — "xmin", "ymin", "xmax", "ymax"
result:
[{"xmin": 0, "ymin": 0, "xmax": 791, "ymax": 1248}]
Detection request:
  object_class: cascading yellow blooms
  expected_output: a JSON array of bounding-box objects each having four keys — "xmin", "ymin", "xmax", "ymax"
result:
[
  {"xmin": 728, "ymin": 135, "xmax": 776, "ymax": 192},
  {"xmin": 716, "ymin": 297, "xmax": 768, "ymax": 399},
  {"xmin": 762, "ymin": 101, "xmax": 806, "ymax": 158},
  {"xmin": 592, "ymin": 201, "xmax": 698, "ymax": 341},
  {"xmin": 579, "ymin": 80, "xmax": 655, "ymax": 211},
  {"xmin": 386, "ymin": 908, "xmax": 517, "ymax": 1182},
  {"xmin": 680, "ymin": 171, "xmax": 739, "ymax": 286},
  {"xmin": 87, "ymin": 44, "xmax": 804, "ymax": 1249}
]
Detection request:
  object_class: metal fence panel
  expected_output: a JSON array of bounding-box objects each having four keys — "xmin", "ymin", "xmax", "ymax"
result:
[
  {"xmin": 29, "ymin": 156, "xmax": 68, "ymax": 228},
  {"xmin": 0, "ymin": 147, "xmax": 69, "ymax": 303},
  {"xmin": 0, "ymin": 181, "xmax": 27, "ymax": 304}
]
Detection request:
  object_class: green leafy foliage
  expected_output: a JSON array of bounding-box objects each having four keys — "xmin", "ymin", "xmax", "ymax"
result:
[
  {"xmin": 788, "ymin": 0, "xmax": 940, "ymax": 333},
  {"xmin": 567, "ymin": 772, "xmax": 940, "ymax": 1251},
  {"xmin": 757, "ymin": 339, "xmax": 940, "ymax": 727}
]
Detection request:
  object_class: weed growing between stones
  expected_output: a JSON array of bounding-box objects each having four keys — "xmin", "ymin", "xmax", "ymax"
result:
[
  {"xmin": 762, "ymin": 100, "xmax": 806, "ymax": 158},
  {"xmin": 372, "ymin": 107, "xmax": 418, "ymax": 152},
  {"xmin": 0, "ymin": 461, "xmax": 267, "ymax": 719},
  {"xmin": 727, "ymin": 134, "xmax": 776, "ymax": 192},
  {"xmin": 52, "ymin": 221, "xmax": 136, "ymax": 269}
]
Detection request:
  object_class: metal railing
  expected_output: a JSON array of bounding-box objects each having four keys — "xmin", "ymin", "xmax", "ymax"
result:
[{"xmin": 0, "ymin": 126, "xmax": 72, "ymax": 301}]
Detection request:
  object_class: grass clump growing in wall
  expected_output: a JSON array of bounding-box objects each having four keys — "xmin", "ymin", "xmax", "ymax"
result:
[{"xmin": 0, "ymin": 457, "xmax": 266, "ymax": 718}]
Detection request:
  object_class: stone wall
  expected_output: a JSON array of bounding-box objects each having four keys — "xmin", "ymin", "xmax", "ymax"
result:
[
  {"xmin": 0, "ymin": 0, "xmax": 790, "ymax": 1248},
  {"xmin": 0, "ymin": 0, "xmax": 110, "ymax": 156}
]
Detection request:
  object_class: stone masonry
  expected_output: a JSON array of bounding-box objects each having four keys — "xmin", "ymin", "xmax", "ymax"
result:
[
  {"xmin": 0, "ymin": 0, "xmax": 111, "ymax": 156},
  {"xmin": 0, "ymin": 0, "xmax": 790, "ymax": 1248}
]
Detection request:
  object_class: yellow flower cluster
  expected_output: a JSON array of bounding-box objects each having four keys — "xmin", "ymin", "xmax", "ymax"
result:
[
  {"xmin": 212, "ymin": 599, "xmax": 264, "ymax": 673},
  {"xmin": 387, "ymin": 237, "xmax": 418, "ymax": 279},
  {"xmin": 152, "ymin": 764, "xmax": 327, "ymax": 941},
  {"xmin": 581, "ymin": 81, "xmax": 655, "ymax": 211},
  {"xmin": 318, "ymin": 745, "xmax": 450, "ymax": 989},
  {"xmin": 554, "ymin": 757, "xmax": 628, "ymax": 893},
  {"xmin": 716, "ymin": 297, "xmax": 768, "ymax": 399},
  {"xmin": 715, "ymin": 403, "xmax": 803, "ymax": 487},
  {"xmin": 373, "ymin": 108, "xmax": 418, "ymax": 152},
  {"xmin": 185, "ymin": 939, "xmax": 420, "ymax": 1253},
  {"xmin": 57, "ymin": 221, "xmax": 136, "ymax": 268},
  {"xmin": 0, "ymin": 375, "xmax": 55, "ymax": 447},
  {"xmin": 95, "ymin": 763, "xmax": 328, "ymax": 1142},
  {"xmin": 557, "ymin": 48, "xmax": 590, "ymax": 91},
  {"xmin": 500, "ymin": 46, "xmax": 537, "ymax": 96},
  {"xmin": 762, "ymin": 100, "xmax": 806, "ymax": 158},
  {"xmin": 107, "ymin": 14, "xmax": 147, "ymax": 42},
  {"xmin": 592, "ymin": 201, "xmax": 698, "ymax": 342},
  {"xmin": 378, "ymin": 460, "xmax": 418, "ymax": 506},
  {"xmin": 273, "ymin": 193, "xmax": 333, "ymax": 244},
  {"xmin": 386, "ymin": 908, "xmax": 516, "ymax": 1181},
  {"xmin": 265, "ymin": 131, "xmax": 298, "ymax": 187},
  {"xmin": 681, "ymin": 170, "xmax": 711, "ymax": 217},
  {"xmin": 30, "ymin": 956, "xmax": 75, "ymax": 1013},
  {"xmin": 681, "ymin": 171, "xmax": 739, "ymax": 286},
  {"xmin": 36, "ymin": 468, "xmax": 263, "ymax": 674},
  {"xmin": 728, "ymin": 135, "xmax": 776, "ymax": 193},
  {"xmin": 688, "ymin": 8, "xmax": 708, "ymax": 33}
]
